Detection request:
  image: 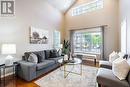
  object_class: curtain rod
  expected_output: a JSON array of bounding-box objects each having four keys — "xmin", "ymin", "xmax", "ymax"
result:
[{"xmin": 69, "ymin": 25, "xmax": 108, "ymax": 31}]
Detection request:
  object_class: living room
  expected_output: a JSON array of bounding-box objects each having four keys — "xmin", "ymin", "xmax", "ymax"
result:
[{"xmin": 0, "ymin": 0, "xmax": 130, "ymax": 87}]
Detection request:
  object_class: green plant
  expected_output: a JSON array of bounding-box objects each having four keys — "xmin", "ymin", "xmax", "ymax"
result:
[{"xmin": 62, "ymin": 40, "xmax": 71, "ymax": 54}]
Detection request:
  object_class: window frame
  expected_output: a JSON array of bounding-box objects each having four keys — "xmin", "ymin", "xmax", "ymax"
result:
[
  {"xmin": 53, "ymin": 30, "xmax": 61, "ymax": 49},
  {"xmin": 72, "ymin": 0, "xmax": 103, "ymax": 16},
  {"xmin": 73, "ymin": 30, "xmax": 103, "ymax": 54}
]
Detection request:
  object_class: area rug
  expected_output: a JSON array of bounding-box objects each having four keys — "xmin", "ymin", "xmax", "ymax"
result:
[{"xmin": 35, "ymin": 65, "xmax": 98, "ymax": 87}]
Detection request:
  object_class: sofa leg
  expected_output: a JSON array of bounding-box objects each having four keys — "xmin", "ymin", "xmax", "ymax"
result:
[{"xmin": 98, "ymin": 84, "xmax": 101, "ymax": 87}]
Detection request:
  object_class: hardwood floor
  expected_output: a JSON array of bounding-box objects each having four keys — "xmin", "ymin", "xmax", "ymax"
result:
[{"xmin": 0, "ymin": 60, "xmax": 99, "ymax": 87}]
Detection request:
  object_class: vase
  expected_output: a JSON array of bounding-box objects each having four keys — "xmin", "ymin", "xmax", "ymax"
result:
[{"xmin": 64, "ymin": 55, "xmax": 68, "ymax": 61}]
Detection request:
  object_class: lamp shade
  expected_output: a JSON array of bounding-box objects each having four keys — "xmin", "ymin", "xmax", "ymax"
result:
[{"xmin": 1, "ymin": 44, "xmax": 16, "ymax": 54}]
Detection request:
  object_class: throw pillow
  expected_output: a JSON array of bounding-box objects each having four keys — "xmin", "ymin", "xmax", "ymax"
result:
[
  {"xmin": 34, "ymin": 51, "xmax": 45, "ymax": 63},
  {"xmin": 58, "ymin": 49, "xmax": 62, "ymax": 56},
  {"xmin": 112, "ymin": 58, "xmax": 130, "ymax": 80},
  {"xmin": 45, "ymin": 50, "xmax": 51, "ymax": 59},
  {"xmin": 28, "ymin": 53, "xmax": 38, "ymax": 64},
  {"xmin": 118, "ymin": 52, "xmax": 125, "ymax": 58},
  {"xmin": 49, "ymin": 50, "xmax": 59, "ymax": 58},
  {"xmin": 54, "ymin": 49, "xmax": 60, "ymax": 57},
  {"xmin": 109, "ymin": 51, "xmax": 119, "ymax": 63}
]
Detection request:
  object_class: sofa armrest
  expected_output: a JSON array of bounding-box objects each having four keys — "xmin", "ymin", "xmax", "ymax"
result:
[
  {"xmin": 99, "ymin": 60, "xmax": 112, "ymax": 69},
  {"xmin": 97, "ymin": 68, "xmax": 129, "ymax": 87},
  {"xmin": 17, "ymin": 61, "xmax": 37, "ymax": 81}
]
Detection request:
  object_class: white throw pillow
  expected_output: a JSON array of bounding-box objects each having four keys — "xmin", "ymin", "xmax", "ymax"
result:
[
  {"xmin": 109, "ymin": 51, "xmax": 119, "ymax": 63},
  {"xmin": 28, "ymin": 53, "xmax": 38, "ymax": 64},
  {"xmin": 112, "ymin": 58, "xmax": 130, "ymax": 80},
  {"xmin": 118, "ymin": 52, "xmax": 125, "ymax": 58}
]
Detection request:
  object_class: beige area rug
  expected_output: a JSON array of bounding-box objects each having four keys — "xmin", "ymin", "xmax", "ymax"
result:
[{"xmin": 35, "ymin": 65, "xmax": 98, "ymax": 87}]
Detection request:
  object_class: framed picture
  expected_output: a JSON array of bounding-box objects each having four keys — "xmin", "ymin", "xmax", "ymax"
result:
[{"xmin": 29, "ymin": 27, "xmax": 49, "ymax": 44}]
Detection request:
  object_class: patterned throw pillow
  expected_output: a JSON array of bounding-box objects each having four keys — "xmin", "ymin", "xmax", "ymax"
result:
[
  {"xmin": 112, "ymin": 58, "xmax": 130, "ymax": 80},
  {"xmin": 28, "ymin": 53, "xmax": 38, "ymax": 64},
  {"xmin": 109, "ymin": 51, "xmax": 119, "ymax": 63}
]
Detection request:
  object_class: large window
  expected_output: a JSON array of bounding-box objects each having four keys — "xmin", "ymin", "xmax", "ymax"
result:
[
  {"xmin": 72, "ymin": 0, "xmax": 103, "ymax": 16},
  {"xmin": 73, "ymin": 29, "xmax": 103, "ymax": 54}
]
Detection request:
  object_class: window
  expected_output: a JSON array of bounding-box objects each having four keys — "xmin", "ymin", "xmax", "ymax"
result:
[
  {"xmin": 53, "ymin": 30, "xmax": 60, "ymax": 49},
  {"xmin": 72, "ymin": 0, "xmax": 103, "ymax": 16},
  {"xmin": 73, "ymin": 28, "xmax": 103, "ymax": 54},
  {"xmin": 121, "ymin": 19, "xmax": 127, "ymax": 53}
]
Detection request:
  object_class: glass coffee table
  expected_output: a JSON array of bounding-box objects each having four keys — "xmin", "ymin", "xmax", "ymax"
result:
[{"xmin": 58, "ymin": 58, "xmax": 82, "ymax": 78}]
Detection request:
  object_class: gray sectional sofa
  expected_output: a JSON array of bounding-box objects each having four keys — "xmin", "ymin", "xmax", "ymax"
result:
[
  {"xmin": 17, "ymin": 49, "xmax": 63, "ymax": 81},
  {"xmin": 97, "ymin": 60, "xmax": 130, "ymax": 87}
]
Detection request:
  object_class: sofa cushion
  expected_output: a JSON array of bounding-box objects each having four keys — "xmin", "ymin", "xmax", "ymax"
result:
[
  {"xmin": 97, "ymin": 68, "xmax": 129, "ymax": 87},
  {"xmin": 48, "ymin": 56, "xmax": 63, "ymax": 63},
  {"xmin": 24, "ymin": 51, "xmax": 45, "ymax": 63},
  {"xmin": 36, "ymin": 60, "xmax": 55, "ymax": 70},
  {"xmin": 99, "ymin": 60, "xmax": 112, "ymax": 69}
]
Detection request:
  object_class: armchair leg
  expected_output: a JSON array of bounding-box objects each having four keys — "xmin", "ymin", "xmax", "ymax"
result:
[{"xmin": 94, "ymin": 59, "xmax": 96, "ymax": 65}]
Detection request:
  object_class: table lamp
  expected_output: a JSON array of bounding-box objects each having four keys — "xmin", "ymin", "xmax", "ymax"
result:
[{"xmin": 1, "ymin": 44, "xmax": 16, "ymax": 66}]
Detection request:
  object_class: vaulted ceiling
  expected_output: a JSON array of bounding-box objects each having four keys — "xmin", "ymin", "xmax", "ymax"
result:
[{"xmin": 47, "ymin": 0, "xmax": 77, "ymax": 13}]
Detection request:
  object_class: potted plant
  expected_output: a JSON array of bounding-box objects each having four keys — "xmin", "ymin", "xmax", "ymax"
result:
[{"xmin": 62, "ymin": 40, "xmax": 71, "ymax": 60}]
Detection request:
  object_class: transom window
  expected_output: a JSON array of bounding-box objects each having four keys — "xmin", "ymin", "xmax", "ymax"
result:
[{"xmin": 72, "ymin": 0, "xmax": 103, "ymax": 16}]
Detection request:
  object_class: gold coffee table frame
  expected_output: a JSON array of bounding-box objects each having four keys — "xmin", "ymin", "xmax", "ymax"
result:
[{"xmin": 58, "ymin": 58, "xmax": 82, "ymax": 78}]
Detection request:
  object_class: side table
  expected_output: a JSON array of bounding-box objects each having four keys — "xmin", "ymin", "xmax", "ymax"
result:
[
  {"xmin": 2, "ymin": 62, "xmax": 18, "ymax": 80},
  {"xmin": 0, "ymin": 64, "xmax": 5, "ymax": 82}
]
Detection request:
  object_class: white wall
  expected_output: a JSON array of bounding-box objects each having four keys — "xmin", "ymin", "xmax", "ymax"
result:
[
  {"xmin": 65, "ymin": 0, "xmax": 119, "ymax": 59},
  {"xmin": 0, "ymin": 0, "xmax": 64, "ymax": 60},
  {"xmin": 119, "ymin": 0, "xmax": 130, "ymax": 53}
]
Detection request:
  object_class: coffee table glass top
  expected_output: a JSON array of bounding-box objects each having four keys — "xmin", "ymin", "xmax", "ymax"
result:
[{"xmin": 58, "ymin": 58, "xmax": 82, "ymax": 65}]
